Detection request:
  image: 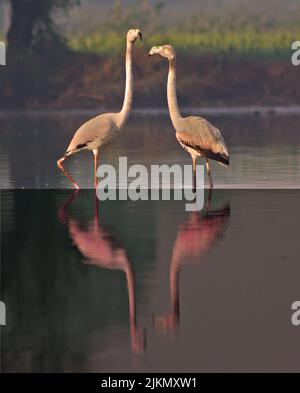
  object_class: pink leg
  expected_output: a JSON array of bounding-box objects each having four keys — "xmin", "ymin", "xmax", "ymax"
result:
[
  {"xmin": 93, "ymin": 149, "xmax": 99, "ymax": 189},
  {"xmin": 205, "ymin": 158, "xmax": 213, "ymax": 189},
  {"xmin": 57, "ymin": 157, "xmax": 80, "ymax": 190}
]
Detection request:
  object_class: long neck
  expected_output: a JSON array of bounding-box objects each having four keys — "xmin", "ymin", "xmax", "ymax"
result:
[
  {"xmin": 118, "ymin": 41, "xmax": 133, "ymax": 128},
  {"xmin": 167, "ymin": 58, "xmax": 182, "ymax": 128}
]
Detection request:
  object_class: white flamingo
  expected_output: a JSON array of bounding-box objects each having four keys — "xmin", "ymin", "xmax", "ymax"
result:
[
  {"xmin": 148, "ymin": 45, "xmax": 229, "ymax": 189},
  {"xmin": 57, "ymin": 29, "xmax": 142, "ymax": 189}
]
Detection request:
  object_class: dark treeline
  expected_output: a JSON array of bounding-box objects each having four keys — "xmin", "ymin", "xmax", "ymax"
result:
[{"xmin": 0, "ymin": 0, "xmax": 80, "ymax": 108}]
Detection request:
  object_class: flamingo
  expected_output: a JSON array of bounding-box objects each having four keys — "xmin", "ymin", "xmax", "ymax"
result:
[
  {"xmin": 57, "ymin": 29, "xmax": 142, "ymax": 189},
  {"xmin": 148, "ymin": 45, "xmax": 230, "ymax": 189}
]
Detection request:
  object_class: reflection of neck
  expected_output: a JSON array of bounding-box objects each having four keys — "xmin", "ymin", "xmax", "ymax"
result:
[
  {"xmin": 167, "ymin": 58, "xmax": 182, "ymax": 129},
  {"xmin": 125, "ymin": 265, "xmax": 141, "ymax": 353},
  {"xmin": 125, "ymin": 265, "xmax": 136, "ymax": 326},
  {"xmin": 118, "ymin": 41, "xmax": 133, "ymax": 128},
  {"xmin": 170, "ymin": 261, "xmax": 180, "ymax": 324}
]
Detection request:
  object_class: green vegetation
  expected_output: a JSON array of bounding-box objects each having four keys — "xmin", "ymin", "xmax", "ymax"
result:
[
  {"xmin": 69, "ymin": 29, "xmax": 299, "ymax": 60},
  {"xmin": 66, "ymin": 0, "xmax": 300, "ymax": 60}
]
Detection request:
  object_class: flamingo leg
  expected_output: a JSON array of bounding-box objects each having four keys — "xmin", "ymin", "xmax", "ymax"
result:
[
  {"xmin": 205, "ymin": 158, "xmax": 213, "ymax": 189},
  {"xmin": 192, "ymin": 156, "xmax": 197, "ymax": 192},
  {"xmin": 93, "ymin": 149, "xmax": 99, "ymax": 189},
  {"xmin": 57, "ymin": 157, "xmax": 80, "ymax": 190}
]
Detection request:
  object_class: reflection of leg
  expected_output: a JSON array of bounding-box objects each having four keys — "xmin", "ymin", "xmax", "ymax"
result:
[
  {"xmin": 57, "ymin": 156, "xmax": 80, "ymax": 190},
  {"xmin": 92, "ymin": 194, "xmax": 100, "ymax": 234},
  {"xmin": 94, "ymin": 193, "xmax": 99, "ymax": 222},
  {"xmin": 93, "ymin": 149, "xmax": 99, "ymax": 189},
  {"xmin": 205, "ymin": 187, "xmax": 213, "ymax": 212},
  {"xmin": 58, "ymin": 189, "xmax": 79, "ymax": 224},
  {"xmin": 205, "ymin": 158, "xmax": 213, "ymax": 189},
  {"xmin": 192, "ymin": 156, "xmax": 196, "ymax": 193}
]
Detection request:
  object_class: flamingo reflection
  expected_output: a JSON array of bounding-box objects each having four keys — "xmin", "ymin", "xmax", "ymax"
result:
[
  {"xmin": 59, "ymin": 192, "xmax": 145, "ymax": 354},
  {"xmin": 154, "ymin": 196, "xmax": 230, "ymax": 333}
]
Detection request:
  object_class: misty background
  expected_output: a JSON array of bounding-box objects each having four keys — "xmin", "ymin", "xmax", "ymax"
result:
[{"xmin": 0, "ymin": 0, "xmax": 299, "ymax": 108}]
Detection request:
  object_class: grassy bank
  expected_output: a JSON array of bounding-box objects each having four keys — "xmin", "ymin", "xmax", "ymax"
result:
[
  {"xmin": 38, "ymin": 51, "xmax": 298, "ymax": 109},
  {"xmin": 69, "ymin": 29, "xmax": 300, "ymax": 60},
  {"xmin": 1, "ymin": 29, "xmax": 299, "ymax": 109}
]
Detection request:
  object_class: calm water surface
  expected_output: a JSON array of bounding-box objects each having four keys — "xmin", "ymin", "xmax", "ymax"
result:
[
  {"xmin": 0, "ymin": 110, "xmax": 300, "ymax": 188},
  {"xmin": 1, "ymin": 111, "xmax": 300, "ymax": 372},
  {"xmin": 1, "ymin": 190, "xmax": 300, "ymax": 372}
]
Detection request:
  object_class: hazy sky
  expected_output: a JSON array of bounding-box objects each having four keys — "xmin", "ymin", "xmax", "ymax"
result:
[
  {"xmin": 1, "ymin": 0, "xmax": 300, "ymax": 36},
  {"xmin": 66, "ymin": 0, "xmax": 300, "ymax": 32}
]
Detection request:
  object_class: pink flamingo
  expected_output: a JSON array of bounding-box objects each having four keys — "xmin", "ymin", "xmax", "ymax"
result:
[
  {"xmin": 154, "ymin": 199, "xmax": 230, "ymax": 333},
  {"xmin": 59, "ymin": 193, "xmax": 145, "ymax": 354}
]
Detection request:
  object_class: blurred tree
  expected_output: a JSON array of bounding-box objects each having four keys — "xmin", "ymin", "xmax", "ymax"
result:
[
  {"xmin": 0, "ymin": 0, "xmax": 80, "ymax": 108},
  {"xmin": 6, "ymin": 0, "xmax": 80, "ymax": 50},
  {"xmin": 0, "ymin": 0, "xmax": 10, "ymax": 35}
]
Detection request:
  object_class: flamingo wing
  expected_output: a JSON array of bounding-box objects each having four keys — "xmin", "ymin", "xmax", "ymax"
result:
[
  {"xmin": 176, "ymin": 116, "xmax": 229, "ymax": 166},
  {"xmin": 66, "ymin": 114, "xmax": 118, "ymax": 155}
]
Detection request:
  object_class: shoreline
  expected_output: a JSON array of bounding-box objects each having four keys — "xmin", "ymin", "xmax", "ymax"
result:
[{"xmin": 2, "ymin": 105, "xmax": 300, "ymax": 117}]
